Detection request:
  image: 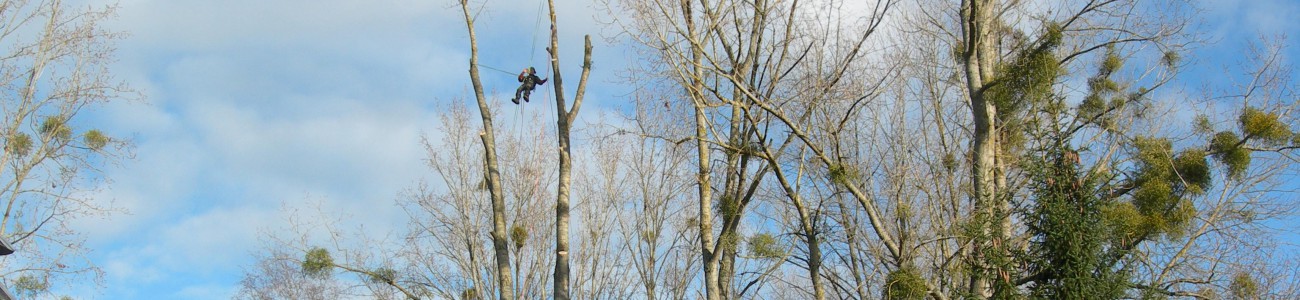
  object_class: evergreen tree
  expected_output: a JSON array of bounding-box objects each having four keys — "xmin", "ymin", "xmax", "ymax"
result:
[{"xmin": 1024, "ymin": 136, "xmax": 1129, "ymax": 299}]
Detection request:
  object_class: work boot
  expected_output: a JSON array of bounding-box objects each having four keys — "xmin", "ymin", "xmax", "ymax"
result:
[{"xmin": 511, "ymin": 97, "xmax": 520, "ymax": 104}]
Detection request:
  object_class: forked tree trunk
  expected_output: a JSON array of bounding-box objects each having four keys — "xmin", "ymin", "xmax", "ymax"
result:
[
  {"xmin": 543, "ymin": 1, "xmax": 594, "ymax": 299},
  {"xmin": 763, "ymin": 150, "xmax": 827, "ymax": 300}
]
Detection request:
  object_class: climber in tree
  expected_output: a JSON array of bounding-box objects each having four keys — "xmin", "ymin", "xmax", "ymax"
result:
[{"xmin": 511, "ymin": 67, "xmax": 548, "ymax": 104}]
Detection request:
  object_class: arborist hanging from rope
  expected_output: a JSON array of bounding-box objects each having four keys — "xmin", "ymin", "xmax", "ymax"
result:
[{"xmin": 511, "ymin": 66, "xmax": 548, "ymax": 104}]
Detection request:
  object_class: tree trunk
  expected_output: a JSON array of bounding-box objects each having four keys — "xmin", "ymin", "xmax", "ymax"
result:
[
  {"xmin": 678, "ymin": 2, "xmax": 722, "ymax": 299},
  {"xmin": 960, "ymin": 0, "xmax": 1003, "ymax": 298},
  {"xmin": 764, "ymin": 150, "xmax": 826, "ymax": 300},
  {"xmin": 548, "ymin": 15, "xmax": 573, "ymax": 300},
  {"xmin": 457, "ymin": 1, "xmax": 514, "ymax": 299},
  {"xmin": 800, "ymin": 209, "xmax": 826, "ymax": 300},
  {"xmin": 694, "ymin": 104, "xmax": 720, "ymax": 300},
  {"xmin": 544, "ymin": 1, "xmax": 594, "ymax": 299}
]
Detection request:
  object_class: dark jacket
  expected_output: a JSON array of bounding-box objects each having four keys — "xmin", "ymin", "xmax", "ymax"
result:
[{"xmin": 518, "ymin": 72, "xmax": 547, "ymax": 90}]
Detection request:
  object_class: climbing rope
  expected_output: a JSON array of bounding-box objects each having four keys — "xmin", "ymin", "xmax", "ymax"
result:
[
  {"xmin": 531, "ymin": 0, "xmax": 545, "ymax": 64},
  {"xmin": 478, "ymin": 64, "xmax": 517, "ymax": 76},
  {"xmin": 527, "ymin": 0, "xmax": 553, "ymax": 203},
  {"xmin": 475, "ymin": 0, "xmax": 553, "ymax": 180}
]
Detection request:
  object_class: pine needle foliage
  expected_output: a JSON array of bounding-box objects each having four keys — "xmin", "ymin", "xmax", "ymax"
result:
[{"xmin": 1025, "ymin": 138, "xmax": 1129, "ymax": 299}]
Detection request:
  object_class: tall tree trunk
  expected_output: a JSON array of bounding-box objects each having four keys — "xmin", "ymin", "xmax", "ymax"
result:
[
  {"xmin": 678, "ymin": 2, "xmax": 721, "ymax": 299},
  {"xmin": 548, "ymin": 16, "xmax": 573, "ymax": 300},
  {"xmin": 764, "ymin": 150, "xmax": 826, "ymax": 300},
  {"xmin": 960, "ymin": 0, "xmax": 1004, "ymax": 298},
  {"xmin": 838, "ymin": 201, "xmax": 869, "ymax": 299},
  {"xmin": 694, "ymin": 105, "xmax": 720, "ymax": 300},
  {"xmin": 457, "ymin": 1, "xmax": 514, "ymax": 299},
  {"xmin": 544, "ymin": 1, "xmax": 594, "ymax": 299},
  {"xmin": 801, "ymin": 211, "xmax": 826, "ymax": 300}
]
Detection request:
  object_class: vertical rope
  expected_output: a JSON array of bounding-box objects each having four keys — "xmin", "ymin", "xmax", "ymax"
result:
[
  {"xmin": 518, "ymin": 0, "xmax": 545, "ymax": 164},
  {"xmin": 508, "ymin": 89, "xmax": 522, "ymax": 142},
  {"xmin": 530, "ymin": 0, "xmax": 545, "ymax": 65},
  {"xmin": 544, "ymin": 64, "xmax": 556, "ymax": 143},
  {"xmin": 513, "ymin": 87, "xmax": 524, "ymax": 147},
  {"xmin": 531, "ymin": 0, "xmax": 552, "ymax": 205}
]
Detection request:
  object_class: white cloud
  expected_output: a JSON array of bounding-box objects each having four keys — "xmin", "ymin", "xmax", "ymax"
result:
[
  {"xmin": 1201, "ymin": 0, "xmax": 1300, "ymax": 38},
  {"xmin": 59, "ymin": 0, "xmax": 461, "ymax": 298},
  {"xmin": 56, "ymin": 0, "xmax": 641, "ymax": 298},
  {"xmin": 108, "ymin": 0, "xmax": 443, "ymax": 50},
  {"xmin": 67, "ymin": 117, "xmax": 207, "ymax": 244},
  {"xmin": 56, "ymin": 0, "xmax": 1291, "ymax": 298}
]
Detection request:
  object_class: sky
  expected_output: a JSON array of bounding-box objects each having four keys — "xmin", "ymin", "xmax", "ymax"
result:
[
  {"xmin": 59, "ymin": 0, "xmax": 630, "ymax": 298},
  {"xmin": 33, "ymin": 0, "xmax": 1300, "ymax": 299}
]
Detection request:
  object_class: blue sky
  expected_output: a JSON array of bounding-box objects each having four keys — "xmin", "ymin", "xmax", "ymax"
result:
[
  {"xmin": 60, "ymin": 0, "xmax": 628, "ymax": 298},
  {"xmin": 41, "ymin": 0, "xmax": 1300, "ymax": 299}
]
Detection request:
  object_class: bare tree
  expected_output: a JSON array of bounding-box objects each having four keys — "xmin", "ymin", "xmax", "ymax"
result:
[
  {"xmin": 0, "ymin": 0, "xmax": 132, "ymax": 294},
  {"xmin": 615, "ymin": 89, "xmax": 700, "ymax": 300},
  {"xmin": 606, "ymin": 0, "xmax": 899, "ymax": 298},
  {"xmin": 539, "ymin": 1, "xmax": 594, "ymax": 299},
  {"xmin": 455, "ymin": 1, "xmax": 517, "ymax": 298},
  {"xmin": 236, "ymin": 102, "xmax": 563, "ymax": 300},
  {"xmin": 234, "ymin": 248, "xmax": 349, "ymax": 300},
  {"xmin": 1121, "ymin": 40, "xmax": 1300, "ymax": 299},
  {"xmin": 393, "ymin": 101, "xmax": 560, "ymax": 300},
  {"xmin": 405, "ymin": 102, "xmax": 499, "ymax": 299},
  {"xmin": 565, "ymin": 121, "xmax": 634, "ymax": 299},
  {"xmin": 237, "ymin": 0, "xmax": 1300, "ymax": 299}
]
